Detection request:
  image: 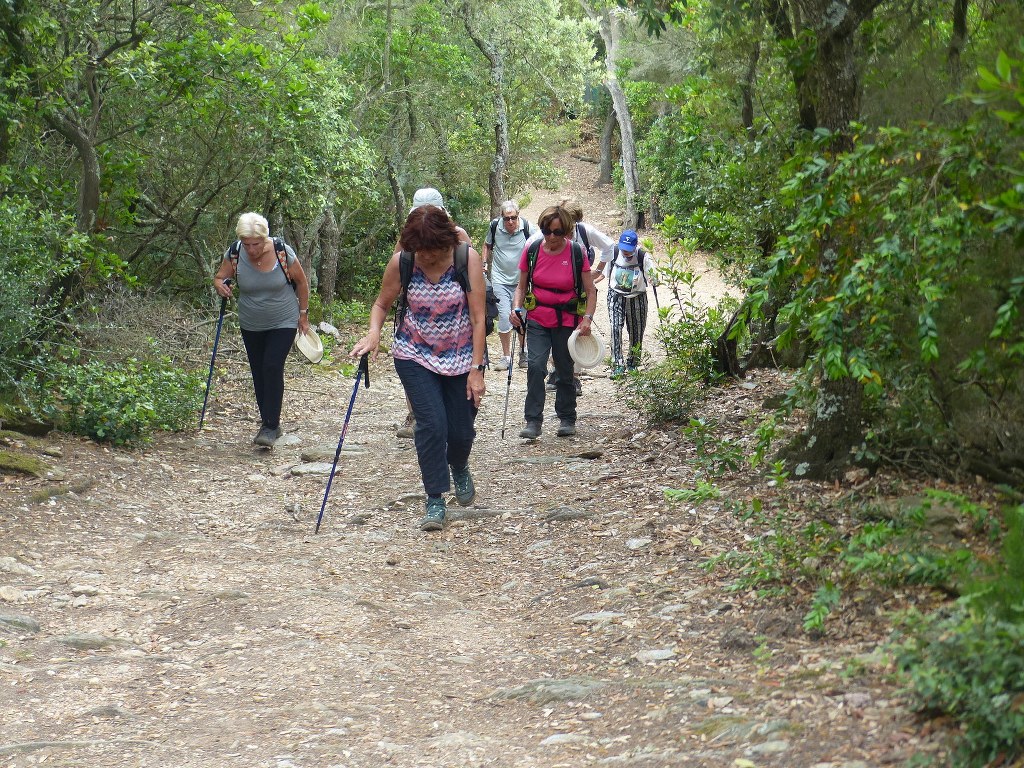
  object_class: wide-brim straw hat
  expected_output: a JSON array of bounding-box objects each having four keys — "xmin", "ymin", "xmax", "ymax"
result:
[
  {"xmin": 294, "ymin": 328, "xmax": 324, "ymax": 364},
  {"xmin": 568, "ymin": 327, "xmax": 605, "ymax": 369}
]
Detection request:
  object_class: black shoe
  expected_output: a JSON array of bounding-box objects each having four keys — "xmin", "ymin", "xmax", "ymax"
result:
[
  {"xmin": 573, "ymin": 376, "xmax": 583, "ymax": 396},
  {"xmin": 556, "ymin": 419, "xmax": 576, "ymax": 437},
  {"xmin": 519, "ymin": 421, "xmax": 541, "ymax": 439},
  {"xmin": 253, "ymin": 425, "xmax": 281, "ymax": 447}
]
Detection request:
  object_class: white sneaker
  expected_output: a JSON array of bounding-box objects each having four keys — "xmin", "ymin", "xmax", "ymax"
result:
[{"xmin": 493, "ymin": 356, "xmax": 511, "ymax": 371}]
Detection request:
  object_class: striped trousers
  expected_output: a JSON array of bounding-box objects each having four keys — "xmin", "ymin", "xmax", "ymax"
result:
[{"xmin": 607, "ymin": 290, "xmax": 648, "ymax": 368}]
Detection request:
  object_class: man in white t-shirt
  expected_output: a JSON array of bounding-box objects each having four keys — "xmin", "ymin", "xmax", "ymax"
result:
[{"xmin": 483, "ymin": 201, "xmax": 532, "ymax": 370}]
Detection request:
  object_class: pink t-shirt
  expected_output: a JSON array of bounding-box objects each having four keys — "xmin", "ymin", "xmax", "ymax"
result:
[{"xmin": 518, "ymin": 241, "xmax": 591, "ymax": 328}]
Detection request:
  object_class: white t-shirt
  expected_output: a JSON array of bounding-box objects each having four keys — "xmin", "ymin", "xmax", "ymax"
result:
[{"xmin": 603, "ymin": 247, "xmax": 655, "ymax": 298}]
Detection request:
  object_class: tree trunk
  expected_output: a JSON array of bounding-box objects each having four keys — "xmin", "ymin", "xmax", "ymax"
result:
[
  {"xmin": 778, "ymin": 0, "xmax": 883, "ymax": 478},
  {"xmin": 763, "ymin": 0, "xmax": 817, "ymax": 131},
  {"xmin": 740, "ymin": 38, "xmax": 761, "ymax": 141},
  {"xmin": 46, "ymin": 113, "xmax": 101, "ymax": 234},
  {"xmin": 583, "ymin": 1, "xmax": 640, "ymax": 228},
  {"xmin": 598, "ymin": 108, "xmax": 615, "ymax": 186},
  {"xmin": 459, "ymin": 1, "xmax": 508, "ymax": 216},
  {"xmin": 320, "ymin": 208, "xmax": 340, "ymax": 304},
  {"xmin": 947, "ymin": 0, "xmax": 969, "ymax": 112},
  {"xmin": 785, "ymin": 377, "xmax": 865, "ymax": 480}
]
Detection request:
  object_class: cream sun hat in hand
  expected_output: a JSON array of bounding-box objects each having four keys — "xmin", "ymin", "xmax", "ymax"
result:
[
  {"xmin": 295, "ymin": 327, "xmax": 324, "ymax": 364},
  {"xmin": 568, "ymin": 327, "xmax": 606, "ymax": 369}
]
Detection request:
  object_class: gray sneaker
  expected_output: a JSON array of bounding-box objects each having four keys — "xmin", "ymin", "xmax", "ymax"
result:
[
  {"xmin": 519, "ymin": 421, "xmax": 542, "ymax": 439},
  {"xmin": 396, "ymin": 412, "xmax": 415, "ymax": 439},
  {"xmin": 518, "ymin": 355, "xmax": 529, "ymax": 369},
  {"xmin": 556, "ymin": 419, "xmax": 576, "ymax": 437},
  {"xmin": 253, "ymin": 425, "xmax": 281, "ymax": 447},
  {"xmin": 451, "ymin": 465, "xmax": 476, "ymax": 506},
  {"xmin": 419, "ymin": 496, "xmax": 446, "ymax": 531}
]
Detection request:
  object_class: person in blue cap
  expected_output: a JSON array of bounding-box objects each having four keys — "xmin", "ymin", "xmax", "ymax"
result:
[{"xmin": 592, "ymin": 229, "xmax": 657, "ymax": 378}]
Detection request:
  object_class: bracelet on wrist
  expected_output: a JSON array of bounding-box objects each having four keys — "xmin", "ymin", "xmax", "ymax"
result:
[{"xmin": 299, "ymin": 309, "xmax": 308, "ymax": 314}]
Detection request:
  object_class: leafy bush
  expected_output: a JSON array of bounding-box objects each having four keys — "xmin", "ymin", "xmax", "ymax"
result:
[
  {"xmin": 707, "ymin": 491, "xmax": 989, "ymax": 631},
  {"xmin": 0, "ymin": 198, "xmax": 90, "ymax": 388},
  {"xmin": 29, "ymin": 357, "xmax": 203, "ymax": 445},
  {"xmin": 895, "ymin": 607, "xmax": 1024, "ymax": 767},
  {"xmin": 618, "ymin": 243, "xmax": 734, "ymax": 424}
]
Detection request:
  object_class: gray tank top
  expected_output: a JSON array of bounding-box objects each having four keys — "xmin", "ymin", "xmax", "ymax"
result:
[{"xmin": 223, "ymin": 242, "xmax": 300, "ymax": 331}]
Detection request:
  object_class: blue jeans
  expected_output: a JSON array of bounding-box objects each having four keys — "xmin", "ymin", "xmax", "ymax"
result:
[
  {"xmin": 394, "ymin": 357, "xmax": 478, "ymax": 496},
  {"xmin": 240, "ymin": 327, "xmax": 295, "ymax": 429},
  {"xmin": 524, "ymin": 319, "xmax": 576, "ymax": 425}
]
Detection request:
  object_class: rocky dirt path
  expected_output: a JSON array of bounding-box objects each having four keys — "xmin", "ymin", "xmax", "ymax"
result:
[{"xmin": 0, "ymin": 155, "xmax": 932, "ymax": 767}]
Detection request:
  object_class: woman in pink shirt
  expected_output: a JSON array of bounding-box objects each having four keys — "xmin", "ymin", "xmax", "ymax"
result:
[{"xmin": 509, "ymin": 205, "xmax": 597, "ymax": 439}]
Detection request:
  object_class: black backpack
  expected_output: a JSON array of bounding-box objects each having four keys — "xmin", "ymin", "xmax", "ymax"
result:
[
  {"xmin": 524, "ymin": 239, "xmax": 586, "ymax": 326},
  {"xmin": 488, "ymin": 217, "xmax": 532, "ymax": 245},
  {"xmin": 227, "ymin": 237, "xmax": 296, "ymax": 291},
  {"xmin": 611, "ymin": 244, "xmax": 647, "ymax": 273},
  {"xmin": 574, "ymin": 223, "xmax": 594, "ymax": 262},
  {"xmin": 396, "ymin": 243, "xmax": 498, "ymax": 335}
]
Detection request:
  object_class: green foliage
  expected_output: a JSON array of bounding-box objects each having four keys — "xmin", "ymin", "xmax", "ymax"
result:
[
  {"xmin": 640, "ymin": 81, "xmax": 788, "ymax": 279},
  {"xmin": 707, "ymin": 491, "xmax": 992, "ymax": 630},
  {"xmin": 664, "ymin": 479, "xmax": 720, "ymax": 504},
  {"xmin": 895, "ymin": 607, "xmax": 1024, "ymax": 766},
  {"xmin": 0, "ymin": 197, "xmax": 95, "ymax": 387},
  {"xmin": 618, "ymin": 242, "xmax": 734, "ymax": 424},
  {"xmin": 960, "ymin": 505, "xmax": 1024, "ymax": 623},
  {"xmin": 681, "ymin": 418, "xmax": 745, "ymax": 476},
  {"xmin": 28, "ymin": 358, "xmax": 203, "ymax": 445}
]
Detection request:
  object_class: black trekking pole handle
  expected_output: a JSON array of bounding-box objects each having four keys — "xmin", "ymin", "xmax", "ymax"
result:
[
  {"xmin": 315, "ymin": 353, "xmax": 370, "ymax": 533},
  {"xmin": 199, "ymin": 278, "xmax": 232, "ymax": 430}
]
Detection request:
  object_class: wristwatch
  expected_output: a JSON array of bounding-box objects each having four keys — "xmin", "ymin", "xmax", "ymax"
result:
[
  {"xmin": 583, "ymin": 313, "xmax": 594, "ymax": 320},
  {"xmin": 473, "ymin": 364, "xmax": 486, "ymax": 371}
]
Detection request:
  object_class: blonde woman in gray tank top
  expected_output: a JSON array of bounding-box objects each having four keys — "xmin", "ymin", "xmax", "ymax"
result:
[{"xmin": 213, "ymin": 212, "xmax": 311, "ymax": 447}]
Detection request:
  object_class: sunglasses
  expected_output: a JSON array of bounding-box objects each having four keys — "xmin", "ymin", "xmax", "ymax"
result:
[
  {"xmin": 502, "ymin": 215, "xmax": 518, "ymax": 221},
  {"xmin": 541, "ymin": 226, "xmax": 565, "ymax": 237}
]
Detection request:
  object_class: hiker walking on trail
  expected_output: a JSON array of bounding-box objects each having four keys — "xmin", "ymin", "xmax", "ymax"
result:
[
  {"xmin": 351, "ymin": 205, "xmax": 487, "ymax": 532},
  {"xmin": 592, "ymin": 229, "xmax": 657, "ymax": 378},
  {"xmin": 394, "ymin": 187, "xmax": 474, "ymax": 439},
  {"xmin": 510, "ymin": 205, "xmax": 597, "ymax": 440},
  {"xmin": 213, "ymin": 212, "xmax": 311, "ymax": 448},
  {"xmin": 535, "ymin": 199, "xmax": 615, "ymax": 397},
  {"xmin": 483, "ymin": 200, "xmax": 532, "ymax": 372}
]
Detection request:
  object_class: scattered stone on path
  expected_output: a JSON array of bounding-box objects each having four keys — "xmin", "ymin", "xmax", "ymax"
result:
[
  {"xmin": 573, "ymin": 611, "xmax": 625, "ymax": 625},
  {"xmin": 635, "ymin": 648, "xmax": 677, "ymax": 663},
  {"xmin": 0, "ymin": 612, "xmax": 41, "ymax": 634}
]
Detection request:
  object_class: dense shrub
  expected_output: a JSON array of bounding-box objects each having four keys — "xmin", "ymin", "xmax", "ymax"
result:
[
  {"xmin": 618, "ymin": 243, "xmax": 734, "ymax": 423},
  {"xmin": 895, "ymin": 507, "xmax": 1024, "ymax": 768},
  {"xmin": 0, "ymin": 198, "xmax": 90, "ymax": 388},
  {"xmin": 28, "ymin": 357, "xmax": 203, "ymax": 445}
]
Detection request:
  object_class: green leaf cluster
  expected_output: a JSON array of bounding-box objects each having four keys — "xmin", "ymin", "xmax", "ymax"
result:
[{"xmin": 27, "ymin": 358, "xmax": 203, "ymax": 445}]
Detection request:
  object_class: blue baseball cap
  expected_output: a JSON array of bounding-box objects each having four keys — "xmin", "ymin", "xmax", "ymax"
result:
[{"xmin": 618, "ymin": 230, "xmax": 639, "ymax": 252}]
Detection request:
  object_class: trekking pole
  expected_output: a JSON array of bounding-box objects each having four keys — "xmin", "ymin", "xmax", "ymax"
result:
[
  {"xmin": 315, "ymin": 353, "xmax": 370, "ymax": 533},
  {"xmin": 500, "ymin": 312, "xmax": 527, "ymax": 438},
  {"xmin": 199, "ymin": 278, "xmax": 232, "ymax": 430}
]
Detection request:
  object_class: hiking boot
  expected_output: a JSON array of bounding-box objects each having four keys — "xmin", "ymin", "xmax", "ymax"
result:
[
  {"xmin": 519, "ymin": 421, "xmax": 542, "ymax": 439},
  {"xmin": 419, "ymin": 496, "xmax": 446, "ymax": 531},
  {"xmin": 253, "ymin": 425, "xmax": 281, "ymax": 447},
  {"xmin": 518, "ymin": 355, "xmax": 529, "ymax": 369},
  {"xmin": 493, "ymin": 356, "xmax": 510, "ymax": 371},
  {"xmin": 573, "ymin": 376, "xmax": 583, "ymax": 397},
  {"xmin": 556, "ymin": 419, "xmax": 577, "ymax": 437},
  {"xmin": 396, "ymin": 412, "xmax": 415, "ymax": 439},
  {"xmin": 451, "ymin": 465, "xmax": 476, "ymax": 506}
]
